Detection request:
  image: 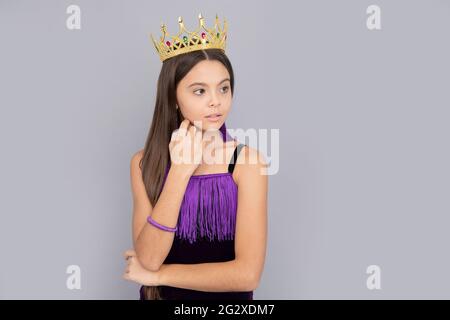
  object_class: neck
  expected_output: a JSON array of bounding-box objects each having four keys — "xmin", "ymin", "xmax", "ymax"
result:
[
  {"xmin": 201, "ymin": 128, "xmax": 235, "ymax": 165},
  {"xmin": 202, "ymin": 128, "xmax": 224, "ymax": 146}
]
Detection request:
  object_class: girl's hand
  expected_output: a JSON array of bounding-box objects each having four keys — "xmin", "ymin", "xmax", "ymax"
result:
[
  {"xmin": 169, "ymin": 119, "xmax": 203, "ymax": 177},
  {"xmin": 123, "ymin": 249, "xmax": 160, "ymax": 286}
]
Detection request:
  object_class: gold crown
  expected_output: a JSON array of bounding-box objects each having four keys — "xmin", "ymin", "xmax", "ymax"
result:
[{"xmin": 150, "ymin": 13, "xmax": 228, "ymax": 62}]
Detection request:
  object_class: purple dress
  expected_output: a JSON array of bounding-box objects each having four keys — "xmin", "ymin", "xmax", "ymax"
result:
[{"xmin": 140, "ymin": 124, "xmax": 253, "ymax": 300}]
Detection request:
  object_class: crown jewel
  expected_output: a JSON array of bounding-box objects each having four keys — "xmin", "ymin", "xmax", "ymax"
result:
[{"xmin": 150, "ymin": 13, "xmax": 228, "ymax": 62}]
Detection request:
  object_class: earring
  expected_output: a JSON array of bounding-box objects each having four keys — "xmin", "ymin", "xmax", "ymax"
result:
[{"xmin": 176, "ymin": 104, "xmax": 179, "ymax": 109}]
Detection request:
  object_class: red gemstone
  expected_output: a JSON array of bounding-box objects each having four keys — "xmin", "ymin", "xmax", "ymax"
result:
[
  {"xmin": 201, "ymin": 32, "xmax": 206, "ymax": 39},
  {"xmin": 166, "ymin": 41, "xmax": 171, "ymax": 46}
]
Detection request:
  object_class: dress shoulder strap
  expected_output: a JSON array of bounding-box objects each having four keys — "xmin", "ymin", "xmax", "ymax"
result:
[{"xmin": 228, "ymin": 143, "xmax": 245, "ymax": 174}]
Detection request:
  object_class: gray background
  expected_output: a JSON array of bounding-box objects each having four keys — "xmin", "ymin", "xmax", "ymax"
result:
[{"xmin": 1, "ymin": 0, "xmax": 449, "ymax": 299}]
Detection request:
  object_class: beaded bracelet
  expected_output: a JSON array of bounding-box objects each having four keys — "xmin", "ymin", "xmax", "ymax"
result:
[{"xmin": 147, "ymin": 215, "xmax": 178, "ymax": 232}]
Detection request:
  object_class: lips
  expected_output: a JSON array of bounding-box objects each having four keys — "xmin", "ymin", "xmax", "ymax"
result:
[
  {"xmin": 205, "ymin": 113, "xmax": 222, "ymax": 122},
  {"xmin": 206, "ymin": 113, "xmax": 222, "ymax": 118}
]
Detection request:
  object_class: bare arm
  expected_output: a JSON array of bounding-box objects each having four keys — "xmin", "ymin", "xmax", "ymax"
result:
[
  {"xmin": 131, "ymin": 120, "xmax": 201, "ymax": 271},
  {"xmin": 157, "ymin": 146, "xmax": 269, "ymax": 291},
  {"xmin": 158, "ymin": 260, "xmax": 254, "ymax": 292},
  {"xmin": 131, "ymin": 150, "xmax": 191, "ymax": 271}
]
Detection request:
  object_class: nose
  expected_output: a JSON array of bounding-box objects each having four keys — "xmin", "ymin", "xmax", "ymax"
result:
[{"xmin": 209, "ymin": 91, "xmax": 221, "ymax": 109}]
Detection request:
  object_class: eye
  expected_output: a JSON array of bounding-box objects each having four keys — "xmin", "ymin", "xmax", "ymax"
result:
[
  {"xmin": 193, "ymin": 88, "xmax": 205, "ymax": 95},
  {"xmin": 221, "ymin": 86, "xmax": 230, "ymax": 94}
]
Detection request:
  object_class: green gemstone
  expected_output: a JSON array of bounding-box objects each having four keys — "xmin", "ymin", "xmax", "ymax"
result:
[
  {"xmin": 183, "ymin": 36, "xmax": 188, "ymax": 42},
  {"xmin": 217, "ymin": 32, "xmax": 220, "ymax": 38}
]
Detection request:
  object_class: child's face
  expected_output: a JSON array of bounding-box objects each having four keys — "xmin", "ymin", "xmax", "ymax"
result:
[{"xmin": 176, "ymin": 59, "xmax": 232, "ymax": 132}]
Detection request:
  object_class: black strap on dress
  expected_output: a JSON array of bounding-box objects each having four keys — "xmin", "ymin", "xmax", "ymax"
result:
[{"xmin": 227, "ymin": 143, "xmax": 245, "ymax": 174}]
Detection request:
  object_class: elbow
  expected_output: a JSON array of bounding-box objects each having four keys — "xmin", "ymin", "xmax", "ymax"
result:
[
  {"xmin": 141, "ymin": 255, "xmax": 163, "ymax": 272},
  {"xmin": 245, "ymin": 273, "xmax": 260, "ymax": 292},
  {"xmin": 236, "ymin": 259, "xmax": 261, "ymax": 291},
  {"xmin": 135, "ymin": 247, "xmax": 163, "ymax": 272},
  {"xmin": 242, "ymin": 269, "xmax": 261, "ymax": 292},
  {"xmin": 142, "ymin": 259, "xmax": 162, "ymax": 272}
]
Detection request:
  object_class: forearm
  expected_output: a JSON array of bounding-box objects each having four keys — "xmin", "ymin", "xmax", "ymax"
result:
[
  {"xmin": 135, "ymin": 167, "xmax": 190, "ymax": 270},
  {"xmin": 158, "ymin": 260, "xmax": 256, "ymax": 292}
]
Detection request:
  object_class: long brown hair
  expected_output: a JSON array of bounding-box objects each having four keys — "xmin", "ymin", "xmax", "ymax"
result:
[{"xmin": 139, "ymin": 49, "xmax": 235, "ymax": 300}]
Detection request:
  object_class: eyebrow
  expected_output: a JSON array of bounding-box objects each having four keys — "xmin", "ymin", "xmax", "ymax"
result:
[{"xmin": 188, "ymin": 78, "xmax": 230, "ymax": 88}]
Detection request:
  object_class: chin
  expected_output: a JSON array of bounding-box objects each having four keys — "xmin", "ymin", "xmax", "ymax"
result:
[{"xmin": 202, "ymin": 120, "xmax": 223, "ymax": 131}]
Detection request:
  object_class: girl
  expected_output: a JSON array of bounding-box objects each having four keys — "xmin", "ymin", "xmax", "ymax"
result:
[{"xmin": 123, "ymin": 15, "xmax": 268, "ymax": 300}]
